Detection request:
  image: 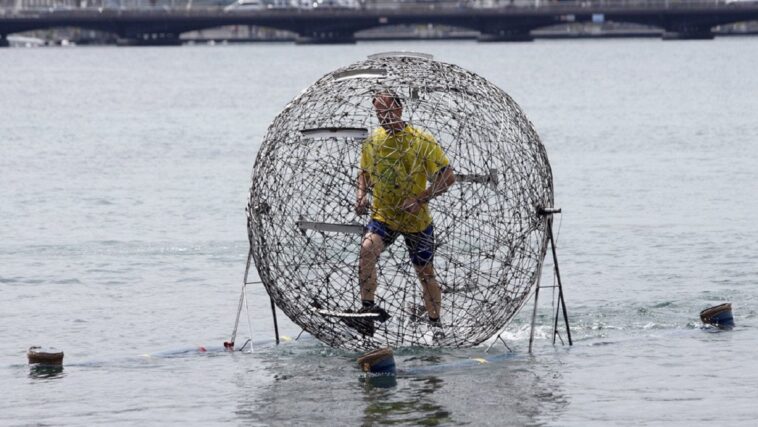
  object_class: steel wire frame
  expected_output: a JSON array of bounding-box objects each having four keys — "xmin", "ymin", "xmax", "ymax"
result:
[{"xmin": 247, "ymin": 53, "xmax": 553, "ymax": 351}]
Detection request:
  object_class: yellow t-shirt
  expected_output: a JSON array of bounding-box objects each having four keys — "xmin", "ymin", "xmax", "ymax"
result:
[{"xmin": 360, "ymin": 125, "xmax": 450, "ymax": 233}]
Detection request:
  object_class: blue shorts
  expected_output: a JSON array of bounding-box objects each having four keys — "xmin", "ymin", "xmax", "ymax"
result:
[{"xmin": 366, "ymin": 219, "xmax": 435, "ymax": 266}]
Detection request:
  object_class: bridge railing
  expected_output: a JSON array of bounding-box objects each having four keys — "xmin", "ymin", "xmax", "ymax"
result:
[
  {"xmin": 365, "ymin": 0, "xmax": 734, "ymax": 11},
  {"xmin": 0, "ymin": 0, "xmax": 752, "ymax": 14}
]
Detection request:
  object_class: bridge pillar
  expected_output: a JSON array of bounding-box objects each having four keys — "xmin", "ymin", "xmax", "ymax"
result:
[
  {"xmin": 478, "ymin": 28, "xmax": 533, "ymax": 42},
  {"xmin": 662, "ymin": 24, "xmax": 714, "ymax": 40},
  {"xmin": 0, "ymin": 34, "xmax": 9, "ymax": 48},
  {"xmin": 295, "ymin": 30, "xmax": 356, "ymax": 45}
]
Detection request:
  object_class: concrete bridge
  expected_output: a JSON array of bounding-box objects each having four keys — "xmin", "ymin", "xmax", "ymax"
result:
[{"xmin": 2, "ymin": 1, "xmax": 758, "ymax": 46}]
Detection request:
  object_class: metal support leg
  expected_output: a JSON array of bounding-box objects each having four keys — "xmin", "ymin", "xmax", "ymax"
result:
[
  {"xmin": 528, "ymin": 274, "xmax": 541, "ymax": 354},
  {"xmin": 532, "ymin": 207, "xmax": 573, "ymax": 352},
  {"xmin": 226, "ymin": 247, "xmax": 281, "ymax": 347},
  {"xmin": 495, "ymin": 207, "xmax": 572, "ymax": 354},
  {"xmin": 528, "ymin": 212, "xmax": 551, "ymax": 354},
  {"xmin": 547, "ymin": 216, "xmax": 572, "ymax": 346},
  {"xmin": 225, "ymin": 251, "xmax": 254, "ymax": 350},
  {"xmin": 497, "ymin": 335, "xmax": 512, "ymax": 352},
  {"xmin": 552, "ymin": 295, "xmax": 564, "ymax": 345},
  {"xmin": 270, "ymin": 296, "xmax": 280, "ymax": 345}
]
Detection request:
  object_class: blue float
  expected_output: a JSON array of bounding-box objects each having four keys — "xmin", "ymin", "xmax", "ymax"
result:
[
  {"xmin": 357, "ymin": 347, "xmax": 396, "ymax": 375},
  {"xmin": 700, "ymin": 303, "xmax": 734, "ymax": 329}
]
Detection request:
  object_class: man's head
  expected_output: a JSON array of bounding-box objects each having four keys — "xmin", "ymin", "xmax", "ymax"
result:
[{"xmin": 372, "ymin": 90, "xmax": 404, "ymax": 134}]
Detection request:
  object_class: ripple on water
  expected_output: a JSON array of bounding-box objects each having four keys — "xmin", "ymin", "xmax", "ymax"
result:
[{"xmin": 3, "ymin": 40, "xmax": 758, "ymax": 425}]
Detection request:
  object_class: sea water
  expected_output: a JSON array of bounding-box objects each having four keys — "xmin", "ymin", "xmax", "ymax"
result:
[{"xmin": 2, "ymin": 39, "xmax": 757, "ymax": 425}]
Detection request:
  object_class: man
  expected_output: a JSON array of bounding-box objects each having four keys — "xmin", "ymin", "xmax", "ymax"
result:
[{"xmin": 347, "ymin": 90, "xmax": 455, "ymax": 338}]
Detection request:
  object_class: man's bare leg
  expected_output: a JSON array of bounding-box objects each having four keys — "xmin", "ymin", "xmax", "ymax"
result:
[
  {"xmin": 359, "ymin": 232, "xmax": 384, "ymax": 303},
  {"xmin": 414, "ymin": 263, "xmax": 442, "ymax": 320}
]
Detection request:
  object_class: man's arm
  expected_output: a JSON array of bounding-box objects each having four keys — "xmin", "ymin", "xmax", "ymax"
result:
[
  {"xmin": 402, "ymin": 167, "xmax": 456, "ymax": 214},
  {"xmin": 420, "ymin": 166, "xmax": 456, "ymax": 203},
  {"xmin": 355, "ymin": 170, "xmax": 371, "ymax": 215}
]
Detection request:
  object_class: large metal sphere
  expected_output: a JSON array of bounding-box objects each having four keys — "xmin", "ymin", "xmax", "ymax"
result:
[{"xmin": 248, "ymin": 52, "xmax": 553, "ymax": 350}]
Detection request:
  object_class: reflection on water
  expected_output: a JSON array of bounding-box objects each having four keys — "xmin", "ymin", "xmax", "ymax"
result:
[
  {"xmin": 28, "ymin": 365, "xmax": 65, "ymax": 380},
  {"xmin": 231, "ymin": 341, "xmax": 568, "ymax": 425},
  {"xmin": 360, "ymin": 373, "xmax": 398, "ymax": 389},
  {"xmin": 361, "ymin": 376, "xmax": 451, "ymax": 426}
]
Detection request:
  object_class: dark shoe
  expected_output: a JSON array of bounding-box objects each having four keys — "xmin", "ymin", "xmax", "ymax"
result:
[
  {"xmin": 341, "ymin": 305, "xmax": 390, "ymax": 337},
  {"xmin": 363, "ymin": 304, "xmax": 390, "ymax": 323},
  {"xmin": 341, "ymin": 313, "xmax": 374, "ymax": 337},
  {"xmin": 429, "ymin": 317, "xmax": 445, "ymax": 341}
]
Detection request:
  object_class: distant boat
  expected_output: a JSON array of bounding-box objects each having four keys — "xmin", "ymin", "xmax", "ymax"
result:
[
  {"xmin": 223, "ymin": 0, "xmax": 265, "ymax": 12},
  {"xmin": 7, "ymin": 35, "xmax": 46, "ymax": 47}
]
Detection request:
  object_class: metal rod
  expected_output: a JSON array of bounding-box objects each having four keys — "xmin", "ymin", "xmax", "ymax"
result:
[
  {"xmin": 299, "ymin": 127, "xmax": 368, "ymax": 139},
  {"xmin": 528, "ymin": 272, "xmax": 541, "ymax": 354},
  {"xmin": 552, "ymin": 287, "xmax": 561, "ymax": 345},
  {"xmin": 537, "ymin": 206, "xmax": 562, "ymax": 216},
  {"xmin": 485, "ymin": 333, "xmax": 500, "ymax": 353},
  {"xmin": 314, "ymin": 308, "xmax": 381, "ymax": 318},
  {"xmin": 333, "ymin": 68, "xmax": 386, "ymax": 81},
  {"xmin": 529, "ymin": 213, "xmax": 550, "ymax": 354},
  {"xmin": 243, "ymin": 281, "xmax": 255, "ymax": 353},
  {"xmin": 498, "ymin": 335, "xmax": 512, "ymax": 352},
  {"xmin": 547, "ymin": 216, "xmax": 573, "ymax": 346},
  {"xmin": 368, "ymin": 51, "xmax": 433, "ymax": 60},
  {"xmin": 227, "ymin": 250, "xmax": 253, "ymax": 348},
  {"xmin": 296, "ymin": 220, "xmax": 364, "ymax": 235},
  {"xmin": 270, "ymin": 296, "xmax": 280, "ymax": 345},
  {"xmin": 456, "ymin": 169, "xmax": 499, "ymax": 188},
  {"xmin": 551, "ymin": 242, "xmax": 561, "ymax": 345},
  {"xmin": 228, "ymin": 287, "xmax": 245, "ymax": 348}
]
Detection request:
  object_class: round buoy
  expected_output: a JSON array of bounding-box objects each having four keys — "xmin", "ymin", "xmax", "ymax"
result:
[
  {"xmin": 700, "ymin": 303, "xmax": 734, "ymax": 329},
  {"xmin": 357, "ymin": 347, "xmax": 396, "ymax": 375},
  {"xmin": 27, "ymin": 346, "xmax": 64, "ymax": 366}
]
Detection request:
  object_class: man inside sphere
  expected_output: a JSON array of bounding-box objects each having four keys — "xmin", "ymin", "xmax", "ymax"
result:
[{"xmin": 347, "ymin": 90, "xmax": 455, "ymax": 339}]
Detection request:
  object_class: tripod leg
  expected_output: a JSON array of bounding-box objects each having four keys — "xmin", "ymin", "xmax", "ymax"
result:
[{"xmin": 548, "ymin": 217, "xmax": 572, "ymax": 346}]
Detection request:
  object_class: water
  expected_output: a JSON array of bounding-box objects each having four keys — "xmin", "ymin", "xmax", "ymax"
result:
[{"xmin": 2, "ymin": 39, "xmax": 757, "ymax": 425}]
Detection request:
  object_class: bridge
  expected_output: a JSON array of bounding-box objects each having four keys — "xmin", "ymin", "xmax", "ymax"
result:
[{"xmin": 2, "ymin": 1, "xmax": 758, "ymax": 46}]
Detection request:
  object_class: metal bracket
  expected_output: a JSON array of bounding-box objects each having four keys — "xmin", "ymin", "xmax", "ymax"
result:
[
  {"xmin": 296, "ymin": 219, "xmax": 365, "ymax": 235},
  {"xmin": 456, "ymin": 168, "xmax": 499, "ymax": 189},
  {"xmin": 300, "ymin": 127, "xmax": 368, "ymax": 140}
]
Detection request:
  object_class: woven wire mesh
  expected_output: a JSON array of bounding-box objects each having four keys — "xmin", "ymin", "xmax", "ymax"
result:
[{"xmin": 248, "ymin": 53, "xmax": 553, "ymax": 350}]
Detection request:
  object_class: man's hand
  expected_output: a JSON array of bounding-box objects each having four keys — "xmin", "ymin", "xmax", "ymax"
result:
[
  {"xmin": 355, "ymin": 196, "xmax": 370, "ymax": 215},
  {"xmin": 401, "ymin": 197, "xmax": 423, "ymax": 214}
]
